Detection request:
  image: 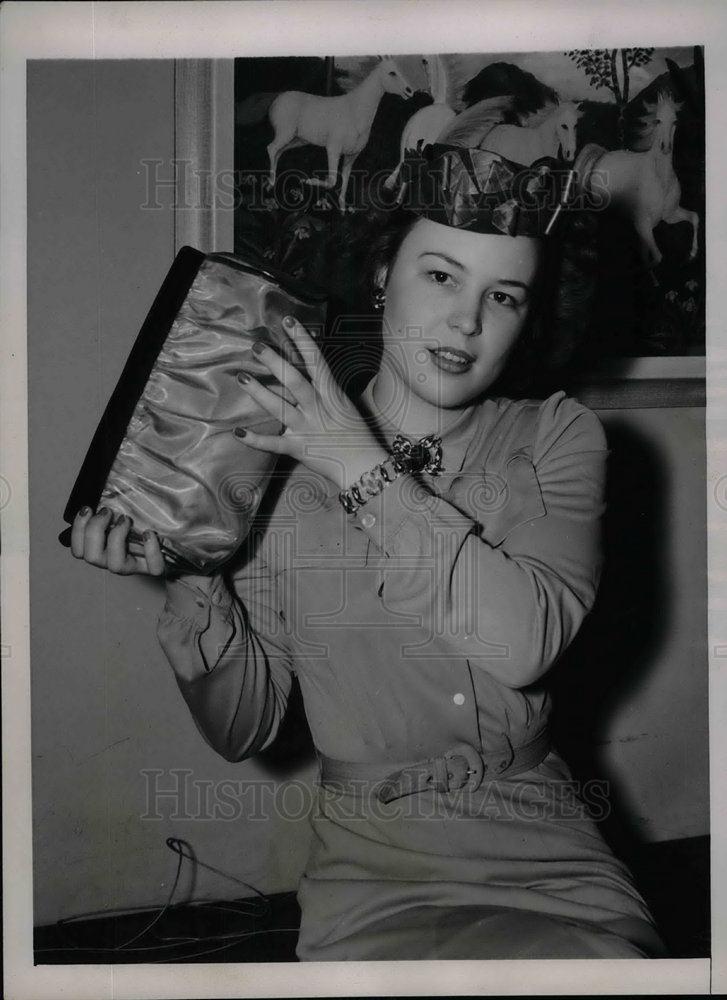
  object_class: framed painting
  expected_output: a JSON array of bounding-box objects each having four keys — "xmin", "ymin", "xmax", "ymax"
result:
[{"xmin": 175, "ymin": 46, "xmax": 705, "ymax": 407}]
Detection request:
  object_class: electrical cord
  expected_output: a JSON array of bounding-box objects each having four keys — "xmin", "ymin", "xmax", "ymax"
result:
[
  {"xmin": 152, "ymin": 927, "xmax": 301, "ymax": 964},
  {"xmin": 35, "ymin": 837, "xmax": 295, "ymax": 957}
]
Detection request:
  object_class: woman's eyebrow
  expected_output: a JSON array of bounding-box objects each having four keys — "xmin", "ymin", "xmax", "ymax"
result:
[{"xmin": 418, "ymin": 251, "xmax": 467, "ymax": 271}]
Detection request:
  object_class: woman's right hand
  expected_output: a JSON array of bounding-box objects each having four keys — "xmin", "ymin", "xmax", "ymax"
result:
[{"xmin": 70, "ymin": 506, "xmax": 166, "ymax": 576}]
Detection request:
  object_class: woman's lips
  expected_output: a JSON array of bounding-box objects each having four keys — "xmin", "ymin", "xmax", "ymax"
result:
[{"xmin": 427, "ymin": 347, "xmax": 475, "ymax": 374}]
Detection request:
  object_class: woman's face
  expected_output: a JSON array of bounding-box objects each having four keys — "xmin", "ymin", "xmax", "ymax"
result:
[{"xmin": 378, "ymin": 218, "xmax": 542, "ymax": 409}]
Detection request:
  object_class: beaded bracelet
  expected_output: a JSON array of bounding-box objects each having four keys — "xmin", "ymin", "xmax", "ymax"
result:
[{"xmin": 338, "ymin": 459, "xmax": 397, "ymax": 514}]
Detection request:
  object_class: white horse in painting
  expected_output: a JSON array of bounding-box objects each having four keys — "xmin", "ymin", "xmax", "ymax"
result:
[
  {"xmin": 384, "ymin": 55, "xmax": 458, "ymax": 191},
  {"xmin": 577, "ymin": 91, "xmax": 698, "ymax": 268},
  {"xmin": 439, "ymin": 99, "xmax": 583, "ymax": 163},
  {"xmin": 266, "ymin": 56, "xmax": 415, "ymax": 210}
]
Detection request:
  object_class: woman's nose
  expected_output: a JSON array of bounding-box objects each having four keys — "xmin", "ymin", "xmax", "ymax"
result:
[{"xmin": 448, "ymin": 308, "xmax": 482, "ymax": 336}]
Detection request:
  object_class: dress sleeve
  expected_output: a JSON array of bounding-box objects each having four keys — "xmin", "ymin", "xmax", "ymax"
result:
[
  {"xmin": 156, "ymin": 540, "xmax": 295, "ymax": 762},
  {"xmin": 350, "ymin": 392, "xmax": 608, "ymax": 689}
]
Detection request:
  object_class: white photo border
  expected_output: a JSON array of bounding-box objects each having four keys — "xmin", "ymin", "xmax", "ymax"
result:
[{"xmin": 2, "ymin": 1, "xmax": 724, "ymax": 997}]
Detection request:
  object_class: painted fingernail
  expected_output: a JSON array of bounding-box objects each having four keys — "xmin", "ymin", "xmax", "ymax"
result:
[
  {"xmin": 283, "ymin": 314, "xmax": 296, "ymax": 328},
  {"xmin": 111, "ymin": 513, "xmax": 125, "ymax": 526},
  {"xmin": 234, "ymin": 427, "xmax": 247, "ymax": 439},
  {"xmin": 237, "ymin": 371, "xmax": 251, "ymax": 384},
  {"xmin": 78, "ymin": 506, "xmax": 91, "ymax": 517},
  {"xmin": 98, "ymin": 507, "xmax": 111, "ymax": 518},
  {"xmin": 252, "ymin": 341, "xmax": 265, "ymax": 354}
]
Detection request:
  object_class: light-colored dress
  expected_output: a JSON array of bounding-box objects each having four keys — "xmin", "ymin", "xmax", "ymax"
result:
[{"xmin": 157, "ymin": 383, "xmax": 666, "ymax": 960}]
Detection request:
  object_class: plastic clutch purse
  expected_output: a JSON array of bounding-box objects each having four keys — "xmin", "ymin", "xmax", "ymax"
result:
[{"xmin": 58, "ymin": 247, "xmax": 327, "ymax": 575}]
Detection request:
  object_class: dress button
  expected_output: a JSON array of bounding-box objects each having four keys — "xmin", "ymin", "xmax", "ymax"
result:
[
  {"xmin": 360, "ymin": 512, "xmax": 376, "ymax": 529},
  {"xmin": 452, "ymin": 692, "xmax": 465, "ymax": 706}
]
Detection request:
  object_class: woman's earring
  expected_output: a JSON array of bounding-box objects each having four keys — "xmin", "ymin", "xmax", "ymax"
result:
[{"xmin": 373, "ymin": 287, "xmax": 386, "ymax": 312}]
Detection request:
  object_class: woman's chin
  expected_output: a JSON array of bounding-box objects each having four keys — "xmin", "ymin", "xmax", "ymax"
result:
[{"xmin": 409, "ymin": 374, "xmax": 496, "ymax": 409}]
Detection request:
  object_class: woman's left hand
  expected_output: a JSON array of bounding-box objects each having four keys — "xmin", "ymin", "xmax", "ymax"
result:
[{"xmin": 235, "ymin": 315, "xmax": 388, "ymax": 492}]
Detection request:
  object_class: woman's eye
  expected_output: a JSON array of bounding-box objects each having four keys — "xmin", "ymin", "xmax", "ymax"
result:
[
  {"xmin": 488, "ymin": 290, "xmax": 517, "ymax": 307},
  {"xmin": 427, "ymin": 270, "xmax": 456, "ymax": 286}
]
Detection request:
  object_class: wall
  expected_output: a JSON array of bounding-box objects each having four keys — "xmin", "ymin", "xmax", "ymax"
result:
[
  {"xmin": 551, "ymin": 405, "xmax": 708, "ymax": 847},
  {"xmin": 28, "ymin": 60, "xmax": 708, "ymax": 929}
]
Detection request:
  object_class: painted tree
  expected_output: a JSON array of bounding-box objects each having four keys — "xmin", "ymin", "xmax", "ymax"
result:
[
  {"xmin": 566, "ymin": 48, "xmax": 654, "ymax": 104},
  {"xmin": 565, "ymin": 48, "xmax": 655, "ymax": 145}
]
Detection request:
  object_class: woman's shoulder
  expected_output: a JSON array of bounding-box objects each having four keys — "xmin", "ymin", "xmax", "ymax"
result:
[{"xmin": 483, "ymin": 390, "xmax": 607, "ymax": 466}]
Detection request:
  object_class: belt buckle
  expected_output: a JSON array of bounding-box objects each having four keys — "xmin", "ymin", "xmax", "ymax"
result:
[{"xmin": 442, "ymin": 742, "xmax": 485, "ymax": 793}]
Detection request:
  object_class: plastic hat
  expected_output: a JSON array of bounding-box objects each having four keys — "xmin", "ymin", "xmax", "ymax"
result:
[{"xmin": 398, "ymin": 142, "xmax": 577, "ymax": 238}]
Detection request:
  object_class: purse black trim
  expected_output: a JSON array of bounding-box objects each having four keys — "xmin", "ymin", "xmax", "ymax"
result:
[{"xmin": 58, "ymin": 245, "xmax": 207, "ymax": 547}]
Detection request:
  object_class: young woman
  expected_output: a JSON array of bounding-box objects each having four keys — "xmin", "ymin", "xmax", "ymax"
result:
[{"xmin": 70, "ymin": 142, "xmax": 667, "ymax": 960}]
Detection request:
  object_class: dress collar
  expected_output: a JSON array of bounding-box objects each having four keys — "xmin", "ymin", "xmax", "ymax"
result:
[{"xmin": 357, "ymin": 375, "xmax": 486, "ymax": 475}]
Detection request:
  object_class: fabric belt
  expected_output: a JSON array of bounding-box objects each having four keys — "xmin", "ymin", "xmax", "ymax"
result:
[{"xmin": 317, "ymin": 729, "xmax": 551, "ymax": 804}]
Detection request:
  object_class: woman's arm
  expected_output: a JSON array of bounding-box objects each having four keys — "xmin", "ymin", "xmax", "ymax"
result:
[
  {"xmin": 69, "ymin": 504, "xmax": 293, "ymax": 762},
  {"xmin": 157, "ymin": 542, "xmax": 295, "ymax": 762},
  {"xmin": 347, "ymin": 392, "xmax": 608, "ymax": 689}
]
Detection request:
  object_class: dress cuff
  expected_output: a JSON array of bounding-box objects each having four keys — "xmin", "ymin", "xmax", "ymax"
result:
[
  {"xmin": 348, "ymin": 473, "xmax": 476, "ymax": 556},
  {"xmin": 162, "ymin": 574, "xmax": 234, "ymax": 626}
]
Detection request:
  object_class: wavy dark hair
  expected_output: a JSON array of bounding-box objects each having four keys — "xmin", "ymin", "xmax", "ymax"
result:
[{"xmin": 328, "ymin": 204, "xmax": 599, "ymax": 400}]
